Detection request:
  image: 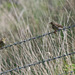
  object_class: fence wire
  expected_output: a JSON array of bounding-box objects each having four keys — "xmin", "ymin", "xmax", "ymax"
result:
[
  {"xmin": 0, "ymin": 25, "xmax": 75, "ymax": 75},
  {"xmin": 0, "ymin": 25, "xmax": 75, "ymax": 50},
  {"xmin": 0, "ymin": 50, "xmax": 75, "ymax": 75}
]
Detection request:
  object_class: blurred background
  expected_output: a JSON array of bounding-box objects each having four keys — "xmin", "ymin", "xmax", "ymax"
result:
[{"xmin": 0, "ymin": 0, "xmax": 75, "ymax": 75}]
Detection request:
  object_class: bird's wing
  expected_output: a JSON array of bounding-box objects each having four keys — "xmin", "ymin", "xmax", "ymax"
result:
[{"xmin": 55, "ymin": 23, "xmax": 63, "ymax": 28}]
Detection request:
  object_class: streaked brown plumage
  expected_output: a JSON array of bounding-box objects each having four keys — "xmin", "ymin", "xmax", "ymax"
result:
[
  {"xmin": 49, "ymin": 22, "xmax": 63, "ymax": 34},
  {"xmin": 0, "ymin": 38, "xmax": 6, "ymax": 48}
]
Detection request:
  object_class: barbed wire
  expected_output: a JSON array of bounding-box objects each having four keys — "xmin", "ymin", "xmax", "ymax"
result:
[
  {"xmin": 0, "ymin": 25, "xmax": 75, "ymax": 50},
  {"xmin": 0, "ymin": 50, "xmax": 75, "ymax": 75},
  {"xmin": 59, "ymin": 71, "xmax": 74, "ymax": 75}
]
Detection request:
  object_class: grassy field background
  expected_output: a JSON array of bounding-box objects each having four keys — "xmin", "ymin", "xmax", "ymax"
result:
[{"xmin": 0, "ymin": 0, "xmax": 75, "ymax": 75}]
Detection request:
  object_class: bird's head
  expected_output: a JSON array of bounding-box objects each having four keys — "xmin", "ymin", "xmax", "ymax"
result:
[{"xmin": 49, "ymin": 22, "xmax": 54, "ymax": 25}]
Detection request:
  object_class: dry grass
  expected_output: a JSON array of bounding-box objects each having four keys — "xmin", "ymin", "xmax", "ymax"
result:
[{"xmin": 0, "ymin": 0, "xmax": 75, "ymax": 75}]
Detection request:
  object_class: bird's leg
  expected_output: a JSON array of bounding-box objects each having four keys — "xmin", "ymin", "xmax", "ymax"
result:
[{"xmin": 54, "ymin": 30, "xmax": 57, "ymax": 34}]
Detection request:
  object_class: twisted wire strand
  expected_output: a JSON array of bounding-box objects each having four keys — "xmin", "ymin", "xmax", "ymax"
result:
[
  {"xmin": 0, "ymin": 50, "xmax": 75, "ymax": 75},
  {"xmin": 0, "ymin": 25, "xmax": 75, "ymax": 50}
]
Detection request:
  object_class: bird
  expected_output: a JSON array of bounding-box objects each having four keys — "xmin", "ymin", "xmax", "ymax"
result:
[
  {"xmin": 0, "ymin": 38, "xmax": 6, "ymax": 48},
  {"xmin": 49, "ymin": 22, "xmax": 63, "ymax": 34}
]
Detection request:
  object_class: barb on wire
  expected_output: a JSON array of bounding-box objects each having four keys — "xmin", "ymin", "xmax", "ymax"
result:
[
  {"xmin": 0, "ymin": 25, "xmax": 75, "ymax": 50},
  {"xmin": 0, "ymin": 50, "xmax": 75, "ymax": 75}
]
